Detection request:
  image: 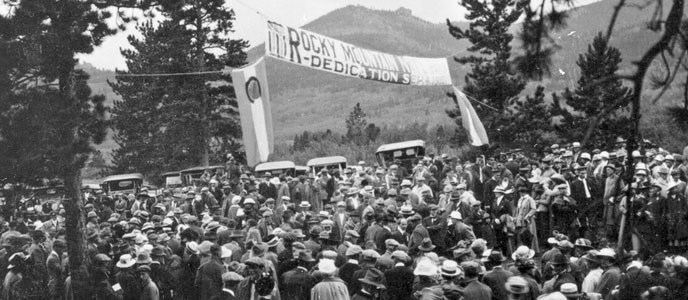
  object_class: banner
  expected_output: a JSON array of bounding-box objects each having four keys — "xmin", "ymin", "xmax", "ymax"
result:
[
  {"xmin": 266, "ymin": 20, "xmax": 452, "ymax": 86},
  {"xmin": 230, "ymin": 58, "xmax": 274, "ymax": 166},
  {"xmin": 453, "ymin": 86, "xmax": 489, "ymax": 146}
]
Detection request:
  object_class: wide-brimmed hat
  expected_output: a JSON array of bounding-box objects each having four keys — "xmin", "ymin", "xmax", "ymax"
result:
[
  {"xmin": 440, "ymin": 260, "xmax": 461, "ymax": 277},
  {"xmin": 318, "ymin": 258, "xmax": 337, "ymax": 275},
  {"xmin": 511, "ymin": 246, "xmax": 535, "ymax": 261},
  {"xmin": 449, "ymin": 211, "xmax": 462, "ymax": 220},
  {"xmin": 596, "ymin": 248, "xmax": 616, "ymax": 259},
  {"xmin": 505, "ymin": 276, "xmax": 530, "ymax": 294},
  {"xmin": 116, "ymin": 254, "xmax": 136, "ymax": 268},
  {"xmin": 574, "ymin": 238, "xmax": 593, "ymax": 250},
  {"xmin": 359, "ymin": 269, "xmax": 386, "ymax": 289},
  {"xmin": 484, "ymin": 250, "xmax": 506, "ymax": 262},
  {"xmin": 413, "ymin": 257, "xmax": 438, "ymax": 276},
  {"xmin": 135, "ymin": 252, "xmax": 152, "ymax": 264},
  {"xmin": 418, "ymin": 238, "xmax": 436, "ymax": 252}
]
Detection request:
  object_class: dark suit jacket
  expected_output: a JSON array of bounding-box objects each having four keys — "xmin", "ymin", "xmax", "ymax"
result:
[
  {"xmin": 570, "ymin": 177, "xmax": 599, "ymax": 214},
  {"xmin": 421, "ymin": 216, "xmax": 447, "ymax": 249},
  {"xmin": 482, "ymin": 267, "xmax": 513, "ymax": 300},
  {"xmin": 463, "ymin": 278, "xmax": 492, "ymax": 300},
  {"xmin": 281, "ymin": 267, "xmax": 316, "ymax": 300},
  {"xmin": 384, "ymin": 266, "xmax": 415, "ymax": 300}
]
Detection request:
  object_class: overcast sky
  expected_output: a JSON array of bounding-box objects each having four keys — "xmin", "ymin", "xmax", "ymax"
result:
[{"xmin": 0, "ymin": 0, "xmax": 598, "ymax": 70}]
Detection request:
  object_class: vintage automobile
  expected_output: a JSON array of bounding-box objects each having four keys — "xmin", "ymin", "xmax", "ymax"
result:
[
  {"xmin": 307, "ymin": 156, "xmax": 347, "ymax": 177},
  {"xmin": 161, "ymin": 171, "xmax": 182, "ymax": 189},
  {"xmin": 101, "ymin": 173, "xmax": 144, "ymax": 196},
  {"xmin": 375, "ymin": 140, "xmax": 426, "ymax": 169},
  {"xmin": 179, "ymin": 165, "xmax": 225, "ymax": 186},
  {"xmin": 254, "ymin": 161, "xmax": 296, "ymax": 177}
]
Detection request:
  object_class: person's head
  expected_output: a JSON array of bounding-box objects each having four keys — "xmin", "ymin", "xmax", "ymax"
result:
[
  {"xmin": 551, "ymin": 254, "xmax": 569, "ymax": 275},
  {"xmin": 53, "ymin": 239, "xmax": 67, "ymax": 255},
  {"xmin": 429, "ymin": 205, "xmax": 439, "ymax": 217},
  {"xmin": 398, "ymin": 218, "xmax": 408, "ymax": 231},
  {"xmin": 137, "ymin": 265, "xmax": 151, "ymax": 282},
  {"xmin": 245, "ymin": 257, "xmax": 265, "ymax": 279}
]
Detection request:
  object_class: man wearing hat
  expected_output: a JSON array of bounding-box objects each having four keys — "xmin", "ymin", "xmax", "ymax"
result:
[
  {"xmin": 47, "ymin": 239, "xmax": 67, "ymax": 300},
  {"xmin": 281, "ymin": 250, "xmax": 317, "ymax": 300},
  {"xmin": 421, "ymin": 204, "xmax": 447, "ymax": 254},
  {"xmin": 543, "ymin": 253, "xmax": 578, "ymax": 294},
  {"xmin": 383, "ymin": 250, "xmax": 414, "ymax": 300},
  {"xmin": 91, "ymin": 254, "xmax": 123, "ymax": 300},
  {"xmin": 350, "ymin": 250, "xmax": 382, "ymax": 295},
  {"xmin": 462, "ymin": 260, "xmax": 492, "ymax": 300},
  {"xmin": 483, "ymin": 250, "xmax": 513, "ymax": 300},
  {"xmin": 309, "ymin": 259, "xmax": 349, "ymax": 300},
  {"xmin": 352, "ymin": 269, "xmax": 386, "ymax": 300},
  {"xmin": 194, "ymin": 244, "xmax": 225, "ymax": 300},
  {"xmin": 339, "ymin": 245, "xmax": 363, "ymax": 289},
  {"xmin": 447, "ymin": 211, "xmax": 475, "ymax": 250},
  {"xmin": 570, "ymin": 163, "xmax": 599, "ymax": 238},
  {"xmin": 136, "ymin": 265, "xmax": 159, "ymax": 300},
  {"xmin": 407, "ymin": 214, "xmax": 429, "ymax": 255},
  {"xmin": 219, "ymin": 272, "xmax": 244, "ymax": 300}
]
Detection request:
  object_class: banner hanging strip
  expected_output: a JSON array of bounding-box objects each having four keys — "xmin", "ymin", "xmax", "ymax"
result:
[{"xmin": 266, "ymin": 20, "xmax": 452, "ymax": 86}]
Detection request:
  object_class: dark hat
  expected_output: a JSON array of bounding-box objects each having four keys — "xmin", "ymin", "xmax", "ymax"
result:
[
  {"xmin": 487, "ymin": 250, "xmax": 506, "ymax": 262},
  {"xmin": 358, "ymin": 269, "xmax": 386, "ymax": 289},
  {"xmin": 551, "ymin": 253, "xmax": 569, "ymax": 266},
  {"xmin": 151, "ymin": 246, "xmax": 167, "ymax": 258},
  {"xmin": 244, "ymin": 256, "xmax": 265, "ymax": 268},
  {"xmin": 418, "ymin": 238, "xmax": 436, "ymax": 252},
  {"xmin": 297, "ymin": 249, "xmax": 316, "ymax": 262},
  {"xmin": 94, "ymin": 254, "xmax": 112, "ymax": 263}
]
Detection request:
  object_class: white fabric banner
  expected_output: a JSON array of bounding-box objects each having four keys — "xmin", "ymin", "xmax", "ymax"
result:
[{"xmin": 266, "ymin": 20, "xmax": 452, "ymax": 86}]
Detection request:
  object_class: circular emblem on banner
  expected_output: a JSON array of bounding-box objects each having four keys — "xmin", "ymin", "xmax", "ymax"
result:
[{"xmin": 245, "ymin": 76, "xmax": 261, "ymax": 103}]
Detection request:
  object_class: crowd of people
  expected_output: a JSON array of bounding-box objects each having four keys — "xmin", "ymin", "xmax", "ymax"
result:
[{"xmin": 2, "ymin": 141, "xmax": 688, "ymax": 300}]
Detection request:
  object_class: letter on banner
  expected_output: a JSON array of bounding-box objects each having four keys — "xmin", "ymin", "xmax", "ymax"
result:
[
  {"xmin": 230, "ymin": 58, "xmax": 274, "ymax": 166},
  {"xmin": 266, "ymin": 20, "xmax": 452, "ymax": 86}
]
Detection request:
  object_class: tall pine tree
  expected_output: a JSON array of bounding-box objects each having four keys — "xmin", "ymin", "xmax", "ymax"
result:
[
  {"xmin": 0, "ymin": 0, "xmax": 113, "ymax": 297},
  {"xmin": 552, "ymin": 32, "xmax": 632, "ymax": 149},
  {"xmin": 446, "ymin": 0, "xmax": 527, "ymax": 149},
  {"xmin": 346, "ymin": 102, "xmax": 368, "ymax": 145},
  {"xmin": 110, "ymin": 0, "xmax": 248, "ymax": 179}
]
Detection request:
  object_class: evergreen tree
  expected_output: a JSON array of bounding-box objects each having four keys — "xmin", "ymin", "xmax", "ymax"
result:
[
  {"xmin": 0, "ymin": 1, "xmax": 114, "ymax": 297},
  {"xmin": 552, "ymin": 32, "xmax": 632, "ymax": 149},
  {"xmin": 346, "ymin": 102, "xmax": 368, "ymax": 145},
  {"xmin": 506, "ymin": 86, "xmax": 557, "ymax": 152},
  {"xmin": 446, "ymin": 0, "xmax": 527, "ymax": 148},
  {"xmin": 110, "ymin": 0, "xmax": 248, "ymax": 178}
]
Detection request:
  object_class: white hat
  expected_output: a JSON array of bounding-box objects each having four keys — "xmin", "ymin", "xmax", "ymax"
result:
[
  {"xmin": 413, "ymin": 257, "xmax": 438, "ymax": 276},
  {"xmin": 318, "ymin": 258, "xmax": 337, "ymax": 275},
  {"xmin": 572, "ymin": 142, "xmax": 581, "ymax": 148},
  {"xmin": 244, "ymin": 198, "xmax": 256, "ymax": 205},
  {"xmin": 580, "ymin": 153, "xmax": 591, "ymax": 160},
  {"xmin": 597, "ymin": 248, "xmax": 616, "ymax": 258},
  {"xmin": 116, "ymin": 254, "xmax": 136, "ymax": 268},
  {"xmin": 221, "ymin": 246, "xmax": 233, "ymax": 258},
  {"xmin": 511, "ymin": 245, "xmax": 535, "ymax": 260},
  {"xmin": 440, "ymin": 260, "xmax": 461, "ymax": 277},
  {"xmin": 449, "ymin": 211, "xmax": 462, "ymax": 220},
  {"xmin": 401, "ymin": 179, "xmax": 412, "ymax": 187},
  {"xmin": 600, "ymin": 151, "xmax": 609, "ymax": 159},
  {"xmin": 655, "ymin": 154, "xmax": 665, "ymax": 161},
  {"xmin": 504, "ymin": 276, "xmax": 530, "ymax": 294},
  {"xmin": 232, "ymin": 196, "xmax": 242, "ymax": 204},
  {"xmin": 632, "ymin": 150, "xmax": 642, "ymax": 158}
]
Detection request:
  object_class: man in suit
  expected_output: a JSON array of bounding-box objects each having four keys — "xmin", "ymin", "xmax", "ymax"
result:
[
  {"xmin": 461, "ymin": 261, "xmax": 492, "ymax": 300},
  {"xmin": 421, "ymin": 204, "xmax": 447, "ymax": 254},
  {"xmin": 383, "ymin": 251, "xmax": 414, "ymax": 300},
  {"xmin": 407, "ymin": 215, "xmax": 429, "ymax": 255},
  {"xmin": 280, "ymin": 251, "xmax": 317, "ymax": 300},
  {"xmin": 570, "ymin": 164, "xmax": 599, "ymax": 237}
]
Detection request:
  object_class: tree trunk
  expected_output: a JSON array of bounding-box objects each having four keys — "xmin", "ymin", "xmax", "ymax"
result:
[{"xmin": 63, "ymin": 164, "xmax": 90, "ymax": 298}]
